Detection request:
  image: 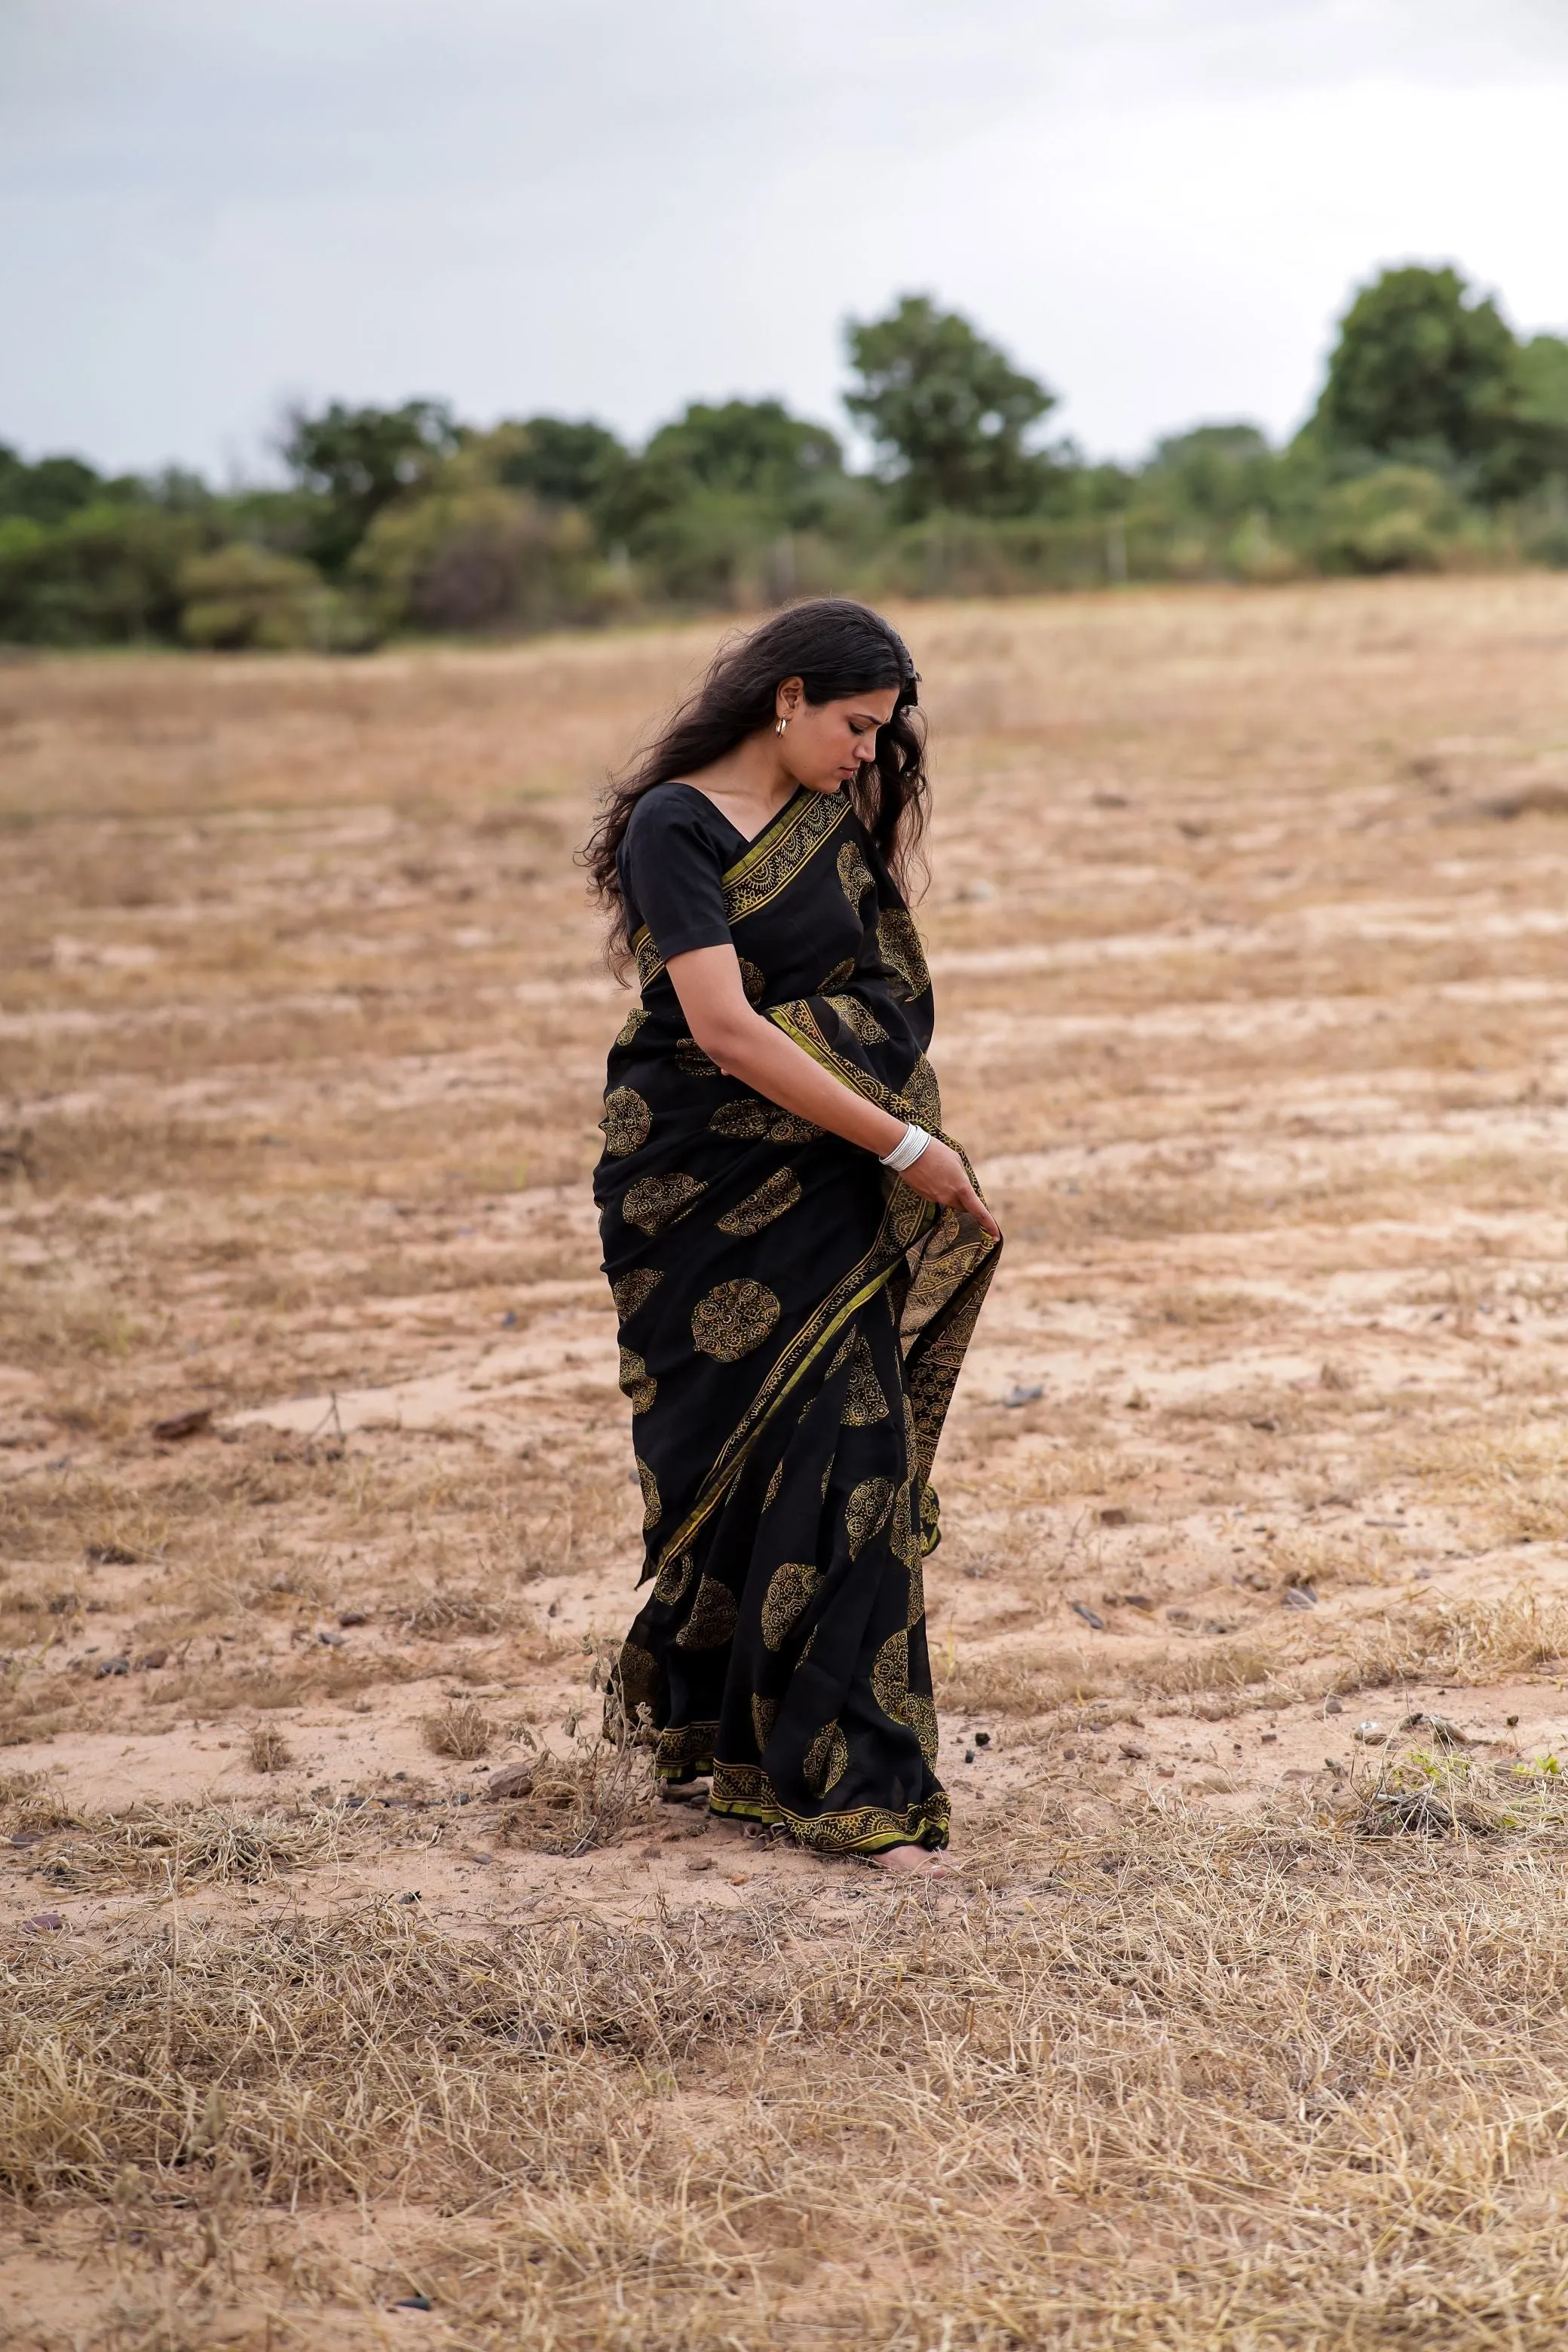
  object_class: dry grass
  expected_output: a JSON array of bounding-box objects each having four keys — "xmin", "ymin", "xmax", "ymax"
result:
[
  {"xmin": 421, "ymin": 1701, "xmax": 493, "ymax": 1760},
  {"xmin": 9, "ymin": 580, "xmax": 1568, "ymax": 2341}
]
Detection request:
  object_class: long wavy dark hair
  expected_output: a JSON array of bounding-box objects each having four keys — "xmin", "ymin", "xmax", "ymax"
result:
[{"xmin": 583, "ymin": 598, "xmax": 927, "ymax": 975}]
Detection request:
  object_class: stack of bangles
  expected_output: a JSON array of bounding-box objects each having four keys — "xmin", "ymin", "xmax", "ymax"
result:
[{"xmin": 878, "ymin": 1122, "xmax": 933, "ymax": 1172}]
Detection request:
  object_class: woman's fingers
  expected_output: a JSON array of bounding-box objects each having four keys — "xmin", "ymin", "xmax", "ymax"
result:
[{"xmin": 902, "ymin": 1144, "xmax": 1003, "ymax": 1242}]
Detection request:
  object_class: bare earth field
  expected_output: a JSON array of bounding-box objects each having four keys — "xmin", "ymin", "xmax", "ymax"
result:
[{"xmin": 4, "ymin": 576, "xmax": 1568, "ymax": 2347}]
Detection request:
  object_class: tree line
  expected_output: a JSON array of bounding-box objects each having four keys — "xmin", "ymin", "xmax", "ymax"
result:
[{"xmin": 3, "ymin": 265, "xmax": 1566, "ymax": 649}]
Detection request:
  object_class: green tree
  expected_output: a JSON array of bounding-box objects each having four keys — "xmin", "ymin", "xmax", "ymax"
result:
[
  {"xmin": 844, "ymin": 295, "xmax": 1058, "ymax": 519},
  {"xmin": 1314, "ymin": 265, "xmax": 1514, "ymax": 469},
  {"xmin": 491, "ymin": 416, "xmax": 630, "ymax": 518},
  {"xmin": 0, "ymin": 446, "xmax": 136, "ymax": 526},
  {"xmin": 280, "ymin": 399, "xmax": 460, "ymax": 574}
]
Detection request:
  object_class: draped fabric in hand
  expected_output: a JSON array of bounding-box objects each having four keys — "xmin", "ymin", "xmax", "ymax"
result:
[{"xmin": 594, "ymin": 782, "xmax": 998, "ymax": 1854}]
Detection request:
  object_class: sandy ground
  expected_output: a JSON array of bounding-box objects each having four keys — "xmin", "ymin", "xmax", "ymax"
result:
[{"xmin": 5, "ymin": 577, "xmax": 1568, "ymax": 2345}]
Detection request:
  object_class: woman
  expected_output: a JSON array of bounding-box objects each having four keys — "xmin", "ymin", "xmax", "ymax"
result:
[{"xmin": 586, "ymin": 599, "xmax": 1000, "ymax": 1876}]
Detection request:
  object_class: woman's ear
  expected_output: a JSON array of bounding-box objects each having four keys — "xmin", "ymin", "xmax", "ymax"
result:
[{"xmin": 776, "ymin": 675, "xmax": 804, "ymax": 722}]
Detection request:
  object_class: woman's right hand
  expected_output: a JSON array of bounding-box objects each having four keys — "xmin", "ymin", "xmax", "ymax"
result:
[{"xmin": 896, "ymin": 1138, "xmax": 1002, "ymax": 1242}]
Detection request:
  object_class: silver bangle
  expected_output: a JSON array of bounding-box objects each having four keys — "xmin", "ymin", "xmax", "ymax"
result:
[{"xmin": 880, "ymin": 1122, "xmax": 932, "ymax": 1173}]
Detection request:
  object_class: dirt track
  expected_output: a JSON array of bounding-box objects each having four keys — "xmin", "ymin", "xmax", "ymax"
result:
[{"xmin": 5, "ymin": 577, "xmax": 1568, "ymax": 2346}]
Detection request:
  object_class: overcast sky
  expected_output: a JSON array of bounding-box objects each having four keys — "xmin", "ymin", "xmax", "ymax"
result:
[{"xmin": 3, "ymin": 0, "xmax": 1566, "ymax": 479}]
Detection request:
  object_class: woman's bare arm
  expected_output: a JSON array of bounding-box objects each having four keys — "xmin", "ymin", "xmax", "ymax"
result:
[{"xmin": 665, "ymin": 944, "xmax": 1000, "ymax": 1239}]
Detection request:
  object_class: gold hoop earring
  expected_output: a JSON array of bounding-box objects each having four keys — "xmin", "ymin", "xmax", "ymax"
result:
[{"xmin": 775, "ymin": 716, "xmax": 788, "ymax": 736}]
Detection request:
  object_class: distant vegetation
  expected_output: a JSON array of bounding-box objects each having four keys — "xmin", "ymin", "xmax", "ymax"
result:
[{"xmin": 4, "ymin": 265, "xmax": 1568, "ymax": 648}]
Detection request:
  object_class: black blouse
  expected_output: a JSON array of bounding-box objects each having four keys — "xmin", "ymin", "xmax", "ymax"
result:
[{"xmin": 617, "ymin": 783, "xmax": 748, "ymax": 963}]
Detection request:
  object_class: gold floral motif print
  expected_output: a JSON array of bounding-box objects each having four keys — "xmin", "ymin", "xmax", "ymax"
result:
[
  {"xmin": 905, "ymin": 1692, "xmax": 939, "ymax": 1766},
  {"xmin": 623, "ymin": 1172, "xmax": 706, "ymax": 1233},
  {"xmin": 751, "ymin": 1692, "xmax": 779, "ymax": 1750},
  {"xmin": 691, "ymin": 1279, "xmax": 782, "ymax": 1361},
  {"xmin": 900, "ymin": 1052, "xmax": 942, "ymax": 1128},
  {"xmin": 710, "ymin": 1101, "xmax": 822, "ymax": 1143},
  {"xmin": 877, "ymin": 908, "xmax": 931, "ymax": 1000},
  {"xmin": 803, "ymin": 1719, "xmax": 849, "ymax": 1795},
  {"xmin": 837, "ymin": 841, "xmax": 874, "ymax": 908},
  {"xmin": 763, "ymin": 1460, "xmax": 783, "ymax": 1510},
  {"xmin": 675, "ymin": 1037, "xmax": 722, "ymax": 1077},
  {"xmin": 676, "ymin": 1573, "xmax": 740, "ymax": 1649},
  {"xmin": 612, "ymin": 1266, "xmax": 663, "ymax": 1320},
  {"xmin": 602, "ymin": 1086, "xmax": 652, "ymax": 1156},
  {"xmin": 618, "ymin": 1346, "xmax": 657, "ymax": 1414},
  {"xmin": 889, "ymin": 1481, "xmax": 917, "ymax": 1570},
  {"xmin": 615, "ymin": 1639, "xmax": 660, "ymax": 1710},
  {"xmin": 761, "ymin": 1560, "xmax": 820, "ymax": 1651},
  {"xmin": 845, "ymin": 1475, "xmax": 894, "ymax": 1557},
  {"xmin": 739, "ymin": 957, "xmax": 767, "ymax": 1006},
  {"xmin": 717, "ymin": 1168, "xmax": 801, "ymax": 1236},
  {"xmin": 871, "ymin": 1627, "xmax": 909, "ymax": 1723},
  {"xmin": 635, "ymin": 1456, "xmax": 660, "ymax": 1531},
  {"xmin": 615, "ymin": 1004, "xmax": 651, "ymax": 1048},
  {"xmin": 654, "ymin": 1549, "xmax": 695, "ymax": 1604},
  {"xmin": 819, "ymin": 957, "xmax": 856, "ymax": 991},
  {"xmin": 841, "ymin": 1337, "xmax": 890, "ymax": 1426},
  {"xmin": 825, "ymin": 991, "xmax": 888, "ymax": 1046},
  {"xmin": 905, "ymin": 1551, "xmax": 926, "ymax": 1631}
]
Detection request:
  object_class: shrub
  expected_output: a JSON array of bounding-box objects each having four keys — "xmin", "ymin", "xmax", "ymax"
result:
[
  {"xmin": 1310, "ymin": 464, "xmax": 1465, "ymax": 574},
  {"xmin": 177, "ymin": 544, "xmax": 345, "ymax": 651},
  {"xmin": 356, "ymin": 486, "xmax": 632, "ymax": 635},
  {"xmin": 0, "ymin": 504, "xmax": 204, "ymax": 644}
]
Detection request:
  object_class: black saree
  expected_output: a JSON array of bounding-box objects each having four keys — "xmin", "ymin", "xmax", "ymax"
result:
[{"xmin": 593, "ymin": 781, "xmax": 998, "ymax": 1854}]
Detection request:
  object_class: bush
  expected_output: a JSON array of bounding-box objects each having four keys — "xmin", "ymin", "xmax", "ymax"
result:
[
  {"xmin": 1309, "ymin": 465, "xmax": 1465, "ymax": 574},
  {"xmin": 0, "ymin": 504, "xmax": 204, "ymax": 644},
  {"xmin": 177, "ymin": 544, "xmax": 351, "ymax": 651},
  {"xmin": 356, "ymin": 486, "xmax": 632, "ymax": 634}
]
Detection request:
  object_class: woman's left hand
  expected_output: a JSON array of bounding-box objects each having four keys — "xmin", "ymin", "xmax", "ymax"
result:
[{"xmin": 896, "ymin": 1138, "xmax": 1002, "ymax": 1242}]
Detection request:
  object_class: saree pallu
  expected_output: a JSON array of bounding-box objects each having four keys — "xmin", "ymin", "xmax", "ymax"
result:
[{"xmin": 593, "ymin": 785, "xmax": 998, "ymax": 1854}]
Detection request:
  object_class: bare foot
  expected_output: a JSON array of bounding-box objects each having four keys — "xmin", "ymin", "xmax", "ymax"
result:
[
  {"xmin": 659, "ymin": 1778, "xmax": 711, "ymax": 1805},
  {"xmin": 869, "ymin": 1843, "xmax": 951, "ymax": 1876}
]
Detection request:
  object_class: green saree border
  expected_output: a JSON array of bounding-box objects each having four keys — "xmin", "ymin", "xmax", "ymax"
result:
[
  {"xmin": 646, "ymin": 1189, "xmax": 931, "ymax": 1584},
  {"xmin": 709, "ymin": 1761, "xmax": 950, "ymax": 1853}
]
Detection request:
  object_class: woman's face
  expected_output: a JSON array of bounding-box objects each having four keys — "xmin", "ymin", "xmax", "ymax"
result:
[{"xmin": 775, "ymin": 678, "xmax": 901, "ymax": 794}]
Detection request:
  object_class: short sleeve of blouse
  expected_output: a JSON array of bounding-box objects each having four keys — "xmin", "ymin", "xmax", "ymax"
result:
[{"xmin": 619, "ymin": 787, "xmax": 738, "ymax": 962}]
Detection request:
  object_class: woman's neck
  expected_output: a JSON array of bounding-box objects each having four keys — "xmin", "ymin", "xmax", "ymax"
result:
[{"xmin": 680, "ymin": 729, "xmax": 798, "ymax": 836}]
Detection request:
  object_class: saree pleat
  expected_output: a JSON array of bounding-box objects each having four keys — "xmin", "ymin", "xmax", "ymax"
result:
[{"xmin": 595, "ymin": 783, "xmax": 998, "ymax": 1853}]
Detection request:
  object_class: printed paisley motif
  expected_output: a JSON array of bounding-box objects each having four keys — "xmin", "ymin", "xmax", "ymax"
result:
[
  {"xmin": 906, "ymin": 1692, "xmax": 939, "ymax": 1766},
  {"xmin": 654, "ymin": 1549, "xmax": 695, "ymax": 1604},
  {"xmin": 803, "ymin": 1720, "xmax": 849, "ymax": 1796},
  {"xmin": 889, "ymin": 1481, "xmax": 917, "ymax": 1569},
  {"xmin": 845, "ymin": 1475, "xmax": 894, "ymax": 1558},
  {"xmin": 837, "ymin": 841, "xmax": 874, "ymax": 908},
  {"xmin": 612, "ymin": 1266, "xmax": 663, "ymax": 1319},
  {"xmin": 763, "ymin": 1460, "xmax": 784, "ymax": 1511},
  {"xmin": 739, "ymin": 957, "xmax": 767, "ymax": 1006},
  {"xmin": 623, "ymin": 1173, "xmax": 706, "ymax": 1233},
  {"xmin": 899, "ymin": 1053, "xmax": 942, "ymax": 1128},
  {"xmin": 905, "ymin": 1551, "xmax": 926, "ymax": 1631},
  {"xmin": 877, "ymin": 908, "xmax": 931, "ymax": 1000},
  {"xmin": 691, "ymin": 1279, "xmax": 782, "ymax": 1361},
  {"xmin": 615, "ymin": 1005, "xmax": 651, "ymax": 1048},
  {"xmin": 752, "ymin": 1692, "xmax": 779, "ymax": 1750},
  {"xmin": 618, "ymin": 1346, "xmax": 657, "ymax": 1414},
  {"xmin": 616, "ymin": 1639, "xmax": 659, "ymax": 1710},
  {"xmin": 871, "ymin": 1628, "xmax": 910, "ymax": 1723},
  {"xmin": 717, "ymin": 1168, "xmax": 801, "ymax": 1236},
  {"xmin": 602, "ymin": 1086, "xmax": 652, "ymax": 1156},
  {"xmin": 675, "ymin": 1037, "xmax": 722, "ymax": 1077},
  {"xmin": 819, "ymin": 957, "xmax": 856, "ymax": 991},
  {"xmin": 676, "ymin": 1573, "xmax": 740, "ymax": 1649},
  {"xmin": 841, "ymin": 1337, "xmax": 889, "ymax": 1426},
  {"xmin": 761, "ymin": 1560, "xmax": 820, "ymax": 1651},
  {"xmin": 826, "ymin": 992, "xmax": 888, "ymax": 1046},
  {"xmin": 635, "ymin": 1456, "xmax": 661, "ymax": 1532},
  {"xmin": 710, "ymin": 1101, "xmax": 822, "ymax": 1143}
]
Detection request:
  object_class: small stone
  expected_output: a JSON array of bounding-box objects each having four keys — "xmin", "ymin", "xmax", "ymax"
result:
[
  {"xmin": 974, "ymin": 1731, "xmax": 991, "ymax": 1747},
  {"xmin": 1070, "ymin": 1600, "xmax": 1106, "ymax": 1631},
  {"xmin": 338, "ymin": 1609, "xmax": 369, "ymax": 1628},
  {"xmin": 1098, "ymin": 1506, "xmax": 1129, "ymax": 1527},
  {"xmin": 1352, "ymin": 1722, "xmax": 1387, "ymax": 1744},
  {"xmin": 94, "ymin": 1656, "xmax": 129, "ymax": 1678},
  {"xmin": 1324, "ymin": 1696, "xmax": 1344, "ymax": 1716},
  {"xmin": 1507, "ymin": 1714, "xmax": 1520, "ymax": 1728},
  {"xmin": 1002, "ymin": 1383, "xmax": 1043, "ymax": 1408},
  {"xmin": 393, "ymin": 2294, "xmax": 433, "ymax": 2311},
  {"xmin": 23, "ymin": 1913, "xmax": 66, "ymax": 1934},
  {"xmin": 686, "ymin": 1857, "xmax": 715, "ymax": 1874},
  {"xmin": 1282, "ymin": 1585, "xmax": 1318, "ymax": 1610},
  {"xmin": 1260, "ymin": 1732, "xmax": 1278, "ymax": 1744},
  {"xmin": 1119, "ymin": 1741, "xmax": 1149, "ymax": 1762},
  {"xmin": 397, "ymin": 1891, "xmax": 421, "ymax": 1904},
  {"xmin": 486, "ymin": 1762, "xmax": 535, "ymax": 1800}
]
